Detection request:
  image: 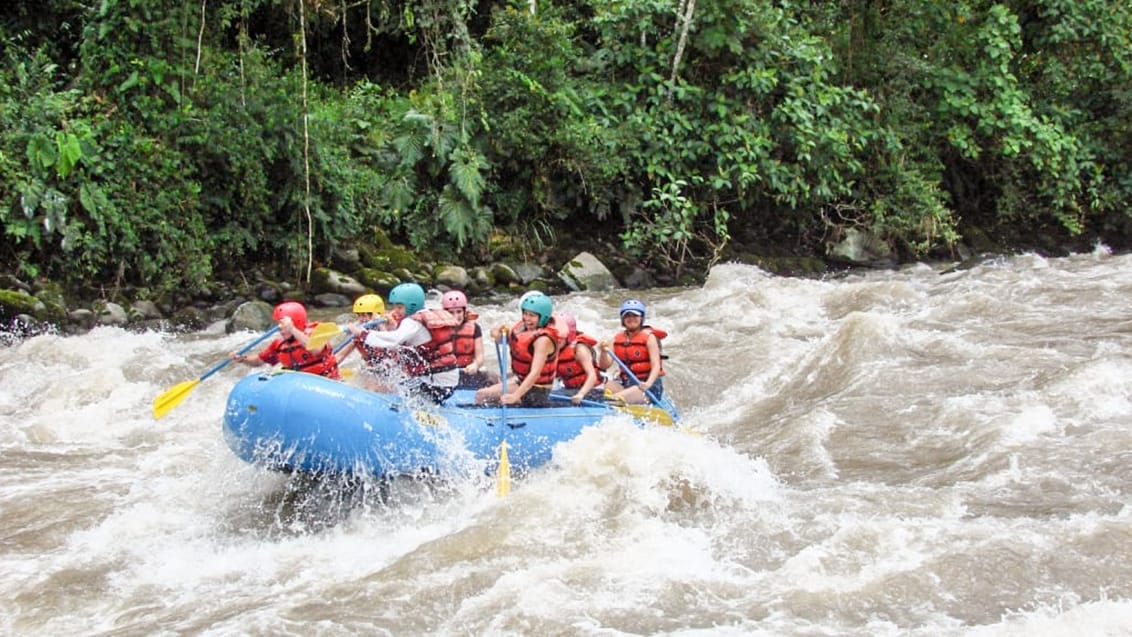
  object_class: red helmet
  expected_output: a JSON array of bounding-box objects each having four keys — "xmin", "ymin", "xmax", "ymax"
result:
[
  {"xmin": 272, "ymin": 301, "xmax": 307, "ymax": 331},
  {"xmin": 442, "ymin": 290, "xmax": 468, "ymax": 310}
]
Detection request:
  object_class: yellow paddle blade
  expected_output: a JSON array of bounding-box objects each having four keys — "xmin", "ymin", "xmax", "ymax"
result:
[
  {"xmin": 496, "ymin": 441, "xmax": 511, "ymax": 497},
  {"xmin": 306, "ymin": 323, "xmax": 343, "ymax": 350},
  {"xmin": 613, "ymin": 404, "xmax": 675, "ymax": 427},
  {"xmin": 339, "ymin": 368, "xmax": 356, "ymax": 380},
  {"xmin": 152, "ymin": 378, "xmax": 201, "ymax": 420}
]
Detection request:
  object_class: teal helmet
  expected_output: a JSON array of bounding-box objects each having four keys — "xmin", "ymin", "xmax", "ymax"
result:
[
  {"xmin": 388, "ymin": 283, "xmax": 426, "ymax": 314},
  {"xmin": 520, "ymin": 292, "xmax": 553, "ymax": 327}
]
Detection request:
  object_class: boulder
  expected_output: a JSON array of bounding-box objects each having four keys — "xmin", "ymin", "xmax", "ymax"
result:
[
  {"xmin": 491, "ymin": 263, "xmax": 522, "ymax": 286},
  {"xmin": 434, "ymin": 265, "xmax": 470, "ymax": 289},
  {"xmin": 228, "ymin": 300, "xmax": 274, "ymax": 332},
  {"xmin": 826, "ymin": 227, "xmax": 894, "ymax": 267},
  {"xmin": 314, "ymin": 267, "xmax": 367, "ymax": 296},
  {"xmin": 513, "ymin": 262, "xmax": 545, "ymax": 284},
  {"xmin": 558, "ymin": 251, "xmax": 619, "ymax": 292},
  {"xmin": 94, "ymin": 301, "xmax": 129, "ymax": 326}
]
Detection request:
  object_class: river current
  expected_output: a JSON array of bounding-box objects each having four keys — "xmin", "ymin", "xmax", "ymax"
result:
[{"xmin": 3, "ymin": 250, "xmax": 1132, "ymax": 636}]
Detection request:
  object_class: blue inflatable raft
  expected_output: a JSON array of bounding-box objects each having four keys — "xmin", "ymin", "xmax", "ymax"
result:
[{"xmin": 222, "ymin": 371, "xmax": 679, "ymax": 478}]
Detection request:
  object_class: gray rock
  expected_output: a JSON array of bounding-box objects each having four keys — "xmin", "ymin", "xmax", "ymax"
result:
[
  {"xmin": 95, "ymin": 301, "xmax": 129, "ymax": 326},
  {"xmin": 513, "ymin": 262, "xmax": 545, "ymax": 284},
  {"xmin": 434, "ymin": 265, "xmax": 470, "ymax": 289},
  {"xmin": 68, "ymin": 308, "xmax": 96, "ymax": 330},
  {"xmin": 229, "ymin": 300, "xmax": 274, "ymax": 332},
  {"xmin": 827, "ymin": 227, "xmax": 893, "ymax": 265},
  {"xmin": 130, "ymin": 300, "xmax": 163, "ymax": 320},
  {"xmin": 323, "ymin": 269, "xmax": 367, "ymax": 295},
  {"xmin": 331, "ymin": 246, "xmax": 362, "ymax": 270},
  {"xmin": 623, "ymin": 267, "xmax": 656, "ymax": 289},
  {"xmin": 256, "ymin": 284, "xmax": 281, "ymax": 303},
  {"xmin": 313, "ymin": 292, "xmax": 351, "ymax": 307},
  {"xmin": 491, "ymin": 263, "xmax": 521, "ymax": 286},
  {"xmin": 558, "ymin": 251, "xmax": 619, "ymax": 291}
]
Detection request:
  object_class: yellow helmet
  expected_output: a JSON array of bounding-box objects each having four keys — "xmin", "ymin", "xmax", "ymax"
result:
[{"xmin": 352, "ymin": 294, "xmax": 385, "ymax": 314}]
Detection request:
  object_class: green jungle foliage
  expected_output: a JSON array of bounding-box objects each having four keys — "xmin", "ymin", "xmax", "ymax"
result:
[{"xmin": 1, "ymin": 0, "xmax": 1129, "ymax": 294}]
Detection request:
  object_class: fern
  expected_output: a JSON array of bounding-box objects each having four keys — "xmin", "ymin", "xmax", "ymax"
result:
[{"xmin": 449, "ymin": 146, "xmax": 487, "ymax": 206}]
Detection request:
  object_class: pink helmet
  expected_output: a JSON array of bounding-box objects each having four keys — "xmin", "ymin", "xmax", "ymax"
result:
[
  {"xmin": 441, "ymin": 290, "xmax": 468, "ymax": 310},
  {"xmin": 272, "ymin": 301, "xmax": 308, "ymax": 331},
  {"xmin": 558, "ymin": 313, "xmax": 578, "ymax": 343}
]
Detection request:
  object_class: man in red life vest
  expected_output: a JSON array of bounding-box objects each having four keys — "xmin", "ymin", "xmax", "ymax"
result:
[
  {"xmin": 598, "ymin": 298, "xmax": 666, "ymax": 404},
  {"xmin": 229, "ymin": 301, "xmax": 341, "ymax": 379},
  {"xmin": 345, "ymin": 283, "xmax": 460, "ymax": 404}
]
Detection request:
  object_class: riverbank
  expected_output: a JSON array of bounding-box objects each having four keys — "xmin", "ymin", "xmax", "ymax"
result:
[{"xmin": 0, "ymin": 219, "xmax": 1110, "ymax": 341}]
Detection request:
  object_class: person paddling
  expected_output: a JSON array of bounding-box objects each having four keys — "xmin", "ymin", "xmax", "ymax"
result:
[
  {"xmin": 335, "ymin": 293, "xmax": 386, "ymax": 364},
  {"xmin": 476, "ymin": 292, "xmax": 559, "ymax": 407},
  {"xmin": 598, "ymin": 299, "xmax": 666, "ymax": 404},
  {"xmin": 230, "ymin": 301, "xmax": 341, "ymax": 380},
  {"xmin": 345, "ymin": 283, "xmax": 460, "ymax": 404}
]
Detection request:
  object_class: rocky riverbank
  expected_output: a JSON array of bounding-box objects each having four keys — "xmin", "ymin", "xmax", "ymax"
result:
[{"xmin": 0, "ymin": 220, "xmax": 1086, "ymax": 341}]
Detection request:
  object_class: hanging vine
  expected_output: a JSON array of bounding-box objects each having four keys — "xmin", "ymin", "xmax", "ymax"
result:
[{"xmin": 298, "ymin": 0, "xmax": 314, "ymax": 283}]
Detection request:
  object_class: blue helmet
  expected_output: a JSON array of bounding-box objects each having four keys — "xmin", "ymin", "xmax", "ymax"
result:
[
  {"xmin": 619, "ymin": 299, "xmax": 646, "ymax": 322},
  {"xmin": 388, "ymin": 283, "xmax": 425, "ymax": 314},
  {"xmin": 520, "ymin": 292, "xmax": 554, "ymax": 327}
]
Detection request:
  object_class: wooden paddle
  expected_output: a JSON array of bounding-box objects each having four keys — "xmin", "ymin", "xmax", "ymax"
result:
[{"xmin": 152, "ymin": 326, "xmax": 279, "ymax": 420}]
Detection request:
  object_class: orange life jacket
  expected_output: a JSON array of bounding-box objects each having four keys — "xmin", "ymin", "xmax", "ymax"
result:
[
  {"xmin": 509, "ymin": 326, "xmax": 559, "ymax": 385},
  {"xmin": 452, "ymin": 315, "xmax": 479, "ymax": 367},
  {"xmin": 557, "ymin": 333, "xmax": 597, "ymax": 389},
  {"xmin": 264, "ymin": 322, "xmax": 341, "ymax": 379},
  {"xmin": 612, "ymin": 326, "xmax": 666, "ymax": 383},
  {"xmin": 401, "ymin": 309, "xmax": 461, "ymax": 376}
]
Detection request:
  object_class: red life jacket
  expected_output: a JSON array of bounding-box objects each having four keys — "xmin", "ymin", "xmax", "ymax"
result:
[
  {"xmin": 557, "ymin": 333, "xmax": 597, "ymax": 389},
  {"xmin": 263, "ymin": 322, "xmax": 341, "ymax": 379},
  {"xmin": 612, "ymin": 326, "xmax": 666, "ymax": 383},
  {"xmin": 509, "ymin": 326, "xmax": 558, "ymax": 385},
  {"xmin": 452, "ymin": 315, "xmax": 480, "ymax": 367},
  {"xmin": 401, "ymin": 309, "xmax": 461, "ymax": 376}
]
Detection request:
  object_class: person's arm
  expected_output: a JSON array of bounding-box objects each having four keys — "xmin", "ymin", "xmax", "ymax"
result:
[
  {"xmin": 640, "ymin": 333, "xmax": 662, "ymax": 392},
  {"xmin": 231, "ymin": 338, "xmax": 274, "ymax": 367},
  {"xmin": 467, "ymin": 329, "xmax": 485, "ymax": 373},
  {"xmin": 502, "ymin": 335, "xmax": 554, "ymax": 405},
  {"xmin": 351, "ymin": 318, "xmax": 421, "ymax": 349},
  {"xmin": 277, "ymin": 316, "xmax": 312, "ymax": 349},
  {"xmin": 571, "ymin": 345, "xmax": 598, "ymax": 404},
  {"xmin": 336, "ymin": 340, "xmax": 357, "ymax": 361},
  {"xmin": 596, "ymin": 341, "xmax": 613, "ymax": 371}
]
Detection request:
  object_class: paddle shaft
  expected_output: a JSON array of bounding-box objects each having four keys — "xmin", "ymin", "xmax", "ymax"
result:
[
  {"xmin": 332, "ymin": 318, "xmax": 385, "ymax": 355},
  {"xmin": 548, "ymin": 392, "xmax": 675, "ymax": 426},
  {"xmin": 203, "ymin": 326, "xmax": 279, "ymax": 381},
  {"xmin": 496, "ymin": 333, "xmax": 509, "ymax": 419},
  {"xmin": 606, "ymin": 348, "xmax": 663, "ymax": 407},
  {"xmin": 548, "ymin": 393, "xmax": 605, "ymax": 408}
]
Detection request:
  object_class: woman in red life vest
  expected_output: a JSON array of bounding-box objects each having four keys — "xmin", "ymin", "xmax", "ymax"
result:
[
  {"xmin": 345, "ymin": 282, "xmax": 460, "ymax": 404},
  {"xmin": 555, "ymin": 313, "xmax": 603, "ymax": 405},
  {"xmin": 229, "ymin": 301, "xmax": 341, "ymax": 379},
  {"xmin": 442, "ymin": 290, "xmax": 497, "ymax": 389},
  {"xmin": 475, "ymin": 292, "xmax": 559, "ymax": 407},
  {"xmin": 598, "ymin": 298, "xmax": 665, "ymax": 404}
]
